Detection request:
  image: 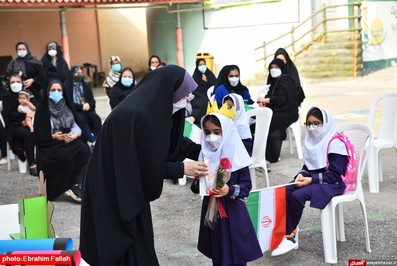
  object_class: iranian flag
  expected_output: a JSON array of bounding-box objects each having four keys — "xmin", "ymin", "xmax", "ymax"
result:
[
  {"xmin": 247, "ymin": 185, "xmax": 287, "ymax": 252},
  {"xmin": 183, "ymin": 120, "xmax": 202, "ymax": 144}
]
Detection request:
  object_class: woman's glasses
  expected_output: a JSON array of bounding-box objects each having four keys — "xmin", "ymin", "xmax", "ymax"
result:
[{"xmin": 304, "ymin": 121, "xmax": 321, "ymax": 129}]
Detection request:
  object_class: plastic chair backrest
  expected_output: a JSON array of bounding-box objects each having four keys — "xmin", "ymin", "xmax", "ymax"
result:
[
  {"xmin": 367, "ymin": 92, "xmax": 397, "ymax": 142},
  {"xmin": 336, "ymin": 123, "xmax": 373, "ymax": 193},
  {"xmin": 246, "ymin": 107, "xmax": 273, "ymax": 164}
]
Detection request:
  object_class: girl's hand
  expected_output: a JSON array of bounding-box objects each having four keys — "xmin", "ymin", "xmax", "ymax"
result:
[
  {"xmin": 295, "ymin": 174, "xmax": 312, "ymax": 187},
  {"xmin": 212, "ymin": 184, "xmax": 229, "ymax": 197},
  {"xmin": 202, "ymin": 74, "xmax": 207, "ymax": 82}
]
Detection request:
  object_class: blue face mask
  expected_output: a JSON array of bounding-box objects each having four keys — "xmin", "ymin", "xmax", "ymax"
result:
[
  {"xmin": 111, "ymin": 63, "xmax": 122, "ymax": 72},
  {"xmin": 121, "ymin": 77, "xmax": 133, "ymax": 87},
  {"xmin": 49, "ymin": 91, "xmax": 63, "ymax": 103}
]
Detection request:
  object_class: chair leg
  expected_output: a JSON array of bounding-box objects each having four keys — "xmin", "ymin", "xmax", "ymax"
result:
[
  {"xmin": 293, "ymin": 128, "xmax": 303, "ymax": 160},
  {"xmin": 335, "ymin": 203, "xmax": 346, "ymax": 242},
  {"xmin": 378, "ymin": 153, "xmax": 383, "ymax": 182},
  {"xmin": 263, "ymin": 164, "xmax": 269, "ymax": 188},
  {"xmin": 288, "ymin": 128, "xmax": 293, "ymax": 155},
  {"xmin": 321, "ymin": 204, "xmax": 338, "ymax": 264},
  {"xmin": 249, "ymin": 168, "xmax": 257, "ymax": 190},
  {"xmin": 367, "ymin": 147, "xmax": 380, "ymax": 193},
  {"xmin": 357, "ymin": 196, "xmax": 372, "ymax": 253}
]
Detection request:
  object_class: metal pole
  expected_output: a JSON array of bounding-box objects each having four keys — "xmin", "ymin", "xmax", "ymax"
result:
[
  {"xmin": 59, "ymin": 9, "xmax": 71, "ymax": 66},
  {"xmin": 176, "ymin": 5, "xmax": 184, "ymax": 67}
]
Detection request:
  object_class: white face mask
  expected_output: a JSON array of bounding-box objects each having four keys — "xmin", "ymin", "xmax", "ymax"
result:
[
  {"xmin": 17, "ymin": 50, "xmax": 28, "ymax": 58},
  {"xmin": 10, "ymin": 82, "xmax": 23, "ymax": 93},
  {"xmin": 270, "ymin": 68, "xmax": 282, "ymax": 78},
  {"xmin": 307, "ymin": 126, "xmax": 322, "ymax": 138},
  {"xmin": 228, "ymin": 77, "xmax": 239, "ymax": 87},
  {"xmin": 205, "ymin": 134, "xmax": 222, "ymax": 151},
  {"xmin": 172, "ymin": 98, "xmax": 187, "ymax": 114},
  {"xmin": 150, "ymin": 66, "xmax": 157, "ymax": 71},
  {"xmin": 48, "ymin": 50, "xmax": 57, "ymax": 57}
]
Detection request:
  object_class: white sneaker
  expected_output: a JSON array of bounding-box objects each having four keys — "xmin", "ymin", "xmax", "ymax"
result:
[
  {"xmin": 271, "ymin": 237, "xmax": 298, "ymax": 256},
  {"xmin": 0, "ymin": 158, "xmax": 7, "ymax": 165}
]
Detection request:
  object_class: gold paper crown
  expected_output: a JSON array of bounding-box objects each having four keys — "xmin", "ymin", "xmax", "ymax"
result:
[{"xmin": 206, "ymin": 101, "xmax": 236, "ymax": 120}]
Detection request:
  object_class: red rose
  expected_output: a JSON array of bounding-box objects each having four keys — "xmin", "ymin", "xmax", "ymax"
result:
[{"xmin": 220, "ymin": 158, "xmax": 232, "ymax": 170}]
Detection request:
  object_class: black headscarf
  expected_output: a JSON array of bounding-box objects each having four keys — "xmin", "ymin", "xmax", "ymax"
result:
[
  {"xmin": 34, "ymin": 79, "xmax": 83, "ymax": 146},
  {"xmin": 80, "ymin": 65, "xmax": 197, "ymax": 265},
  {"xmin": 41, "ymin": 41, "xmax": 71, "ymax": 86},
  {"xmin": 267, "ymin": 48, "xmax": 305, "ymax": 104},
  {"xmin": 221, "ymin": 65, "xmax": 249, "ymax": 93},
  {"xmin": 214, "ymin": 65, "xmax": 230, "ymax": 91},
  {"xmin": 148, "ymin": 55, "xmax": 161, "ymax": 71},
  {"xmin": 114, "ymin": 67, "xmax": 136, "ymax": 91},
  {"xmin": 6, "ymin": 41, "xmax": 42, "ymax": 79},
  {"xmin": 267, "ymin": 48, "xmax": 300, "ymax": 86},
  {"xmin": 266, "ymin": 58, "xmax": 299, "ymax": 111},
  {"xmin": 192, "ymin": 58, "xmax": 217, "ymax": 93}
]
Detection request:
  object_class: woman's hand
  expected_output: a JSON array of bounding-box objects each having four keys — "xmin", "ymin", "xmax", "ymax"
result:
[
  {"xmin": 63, "ymin": 133, "xmax": 78, "ymax": 143},
  {"xmin": 201, "ymin": 74, "xmax": 207, "ymax": 82},
  {"xmin": 257, "ymin": 96, "xmax": 268, "ymax": 107},
  {"xmin": 212, "ymin": 184, "xmax": 229, "ymax": 197},
  {"xmin": 52, "ymin": 132, "xmax": 64, "ymax": 141},
  {"xmin": 295, "ymin": 174, "xmax": 312, "ymax": 187},
  {"xmin": 186, "ymin": 116, "xmax": 195, "ymax": 123},
  {"xmin": 23, "ymin": 78, "xmax": 34, "ymax": 89},
  {"xmin": 184, "ymin": 161, "xmax": 209, "ymax": 177},
  {"xmin": 82, "ymin": 103, "xmax": 90, "ymax": 111}
]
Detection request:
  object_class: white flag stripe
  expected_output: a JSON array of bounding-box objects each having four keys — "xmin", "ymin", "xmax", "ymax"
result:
[{"xmin": 257, "ymin": 188, "xmax": 275, "ymax": 252}]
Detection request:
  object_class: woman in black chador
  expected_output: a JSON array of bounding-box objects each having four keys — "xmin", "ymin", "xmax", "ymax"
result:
[{"xmin": 80, "ymin": 65, "xmax": 208, "ymax": 266}]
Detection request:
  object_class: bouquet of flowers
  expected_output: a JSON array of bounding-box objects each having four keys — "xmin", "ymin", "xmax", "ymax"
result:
[{"xmin": 204, "ymin": 157, "xmax": 232, "ymax": 230}]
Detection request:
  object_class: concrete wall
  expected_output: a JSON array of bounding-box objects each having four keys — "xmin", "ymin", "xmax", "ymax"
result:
[
  {"xmin": 147, "ymin": 0, "xmax": 313, "ymax": 82},
  {"xmin": 0, "ymin": 8, "xmax": 149, "ymax": 80},
  {"xmin": 97, "ymin": 8, "xmax": 149, "ymax": 77},
  {"xmin": 0, "ymin": 10, "xmax": 101, "ymax": 75}
]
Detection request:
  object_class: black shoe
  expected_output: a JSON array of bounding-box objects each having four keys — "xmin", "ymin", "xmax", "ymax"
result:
[
  {"xmin": 65, "ymin": 185, "xmax": 82, "ymax": 203},
  {"xmin": 29, "ymin": 166, "xmax": 38, "ymax": 177}
]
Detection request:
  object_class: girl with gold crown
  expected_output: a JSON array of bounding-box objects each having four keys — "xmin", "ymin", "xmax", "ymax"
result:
[{"xmin": 196, "ymin": 102, "xmax": 262, "ymax": 265}]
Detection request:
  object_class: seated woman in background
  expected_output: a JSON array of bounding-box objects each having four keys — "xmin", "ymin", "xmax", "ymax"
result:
[
  {"xmin": 189, "ymin": 58, "xmax": 217, "ymax": 127},
  {"xmin": 109, "ymin": 67, "xmax": 136, "ymax": 110},
  {"xmin": 214, "ymin": 65, "xmax": 254, "ymax": 106},
  {"xmin": 34, "ymin": 80, "xmax": 91, "ymax": 203},
  {"xmin": 69, "ymin": 66, "xmax": 102, "ymax": 143},
  {"xmin": 148, "ymin": 55, "xmax": 161, "ymax": 71},
  {"xmin": 222, "ymin": 93, "xmax": 253, "ymax": 156},
  {"xmin": 268, "ymin": 48, "xmax": 305, "ymax": 105},
  {"xmin": 257, "ymin": 58, "xmax": 299, "ymax": 163},
  {"xmin": 2, "ymin": 74, "xmax": 38, "ymax": 176}
]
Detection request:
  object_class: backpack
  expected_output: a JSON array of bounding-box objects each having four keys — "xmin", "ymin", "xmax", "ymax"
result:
[{"xmin": 326, "ymin": 133, "xmax": 356, "ymax": 193}]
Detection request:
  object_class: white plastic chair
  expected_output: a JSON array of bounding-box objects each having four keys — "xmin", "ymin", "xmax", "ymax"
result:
[
  {"xmin": 320, "ymin": 123, "xmax": 373, "ymax": 264},
  {"xmin": 286, "ymin": 116, "xmax": 303, "ymax": 160},
  {"xmin": 366, "ymin": 92, "xmax": 397, "ymax": 193},
  {"xmin": 246, "ymin": 107, "xmax": 273, "ymax": 189},
  {"xmin": 207, "ymin": 86, "xmax": 214, "ymax": 102}
]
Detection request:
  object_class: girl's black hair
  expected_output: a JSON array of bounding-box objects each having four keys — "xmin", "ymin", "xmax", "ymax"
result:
[
  {"xmin": 202, "ymin": 114, "xmax": 221, "ymax": 128},
  {"xmin": 306, "ymin": 107, "xmax": 323, "ymax": 123}
]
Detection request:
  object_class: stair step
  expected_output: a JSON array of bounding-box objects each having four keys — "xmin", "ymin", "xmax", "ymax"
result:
[
  {"xmin": 298, "ymin": 63, "xmax": 363, "ymax": 72},
  {"xmin": 325, "ymin": 33, "xmax": 362, "ymax": 42},
  {"xmin": 308, "ymin": 41, "xmax": 363, "ymax": 50}
]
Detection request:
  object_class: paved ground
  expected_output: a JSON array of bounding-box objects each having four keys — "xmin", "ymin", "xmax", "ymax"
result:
[{"xmin": 1, "ymin": 66, "xmax": 396, "ymax": 266}]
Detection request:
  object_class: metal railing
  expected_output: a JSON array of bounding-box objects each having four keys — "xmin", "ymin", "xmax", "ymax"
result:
[{"xmin": 255, "ymin": 2, "xmax": 362, "ymax": 68}]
